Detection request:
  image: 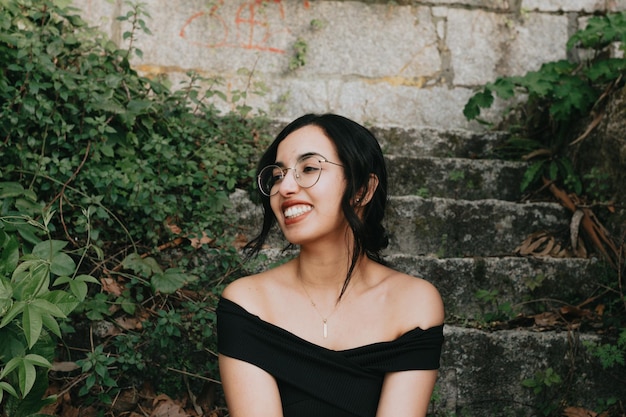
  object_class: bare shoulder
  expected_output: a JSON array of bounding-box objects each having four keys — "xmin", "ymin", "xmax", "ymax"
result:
[
  {"xmin": 384, "ymin": 268, "xmax": 444, "ymax": 331},
  {"xmin": 221, "ymin": 260, "xmax": 295, "ymax": 316}
]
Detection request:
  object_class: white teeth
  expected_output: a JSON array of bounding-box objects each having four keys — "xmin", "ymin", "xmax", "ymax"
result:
[{"xmin": 284, "ymin": 205, "xmax": 312, "ymax": 219}]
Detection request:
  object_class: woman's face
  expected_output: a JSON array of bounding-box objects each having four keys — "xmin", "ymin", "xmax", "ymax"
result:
[{"xmin": 270, "ymin": 124, "xmax": 348, "ymax": 247}]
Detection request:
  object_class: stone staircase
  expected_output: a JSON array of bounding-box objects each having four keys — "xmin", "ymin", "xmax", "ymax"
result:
[{"xmin": 231, "ymin": 126, "xmax": 626, "ymax": 416}]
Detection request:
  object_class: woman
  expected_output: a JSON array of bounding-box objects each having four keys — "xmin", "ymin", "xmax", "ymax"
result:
[{"xmin": 217, "ymin": 114, "xmax": 444, "ymax": 417}]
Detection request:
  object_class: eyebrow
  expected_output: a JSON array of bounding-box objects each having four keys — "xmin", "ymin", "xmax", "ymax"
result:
[{"xmin": 274, "ymin": 152, "xmax": 322, "ymax": 167}]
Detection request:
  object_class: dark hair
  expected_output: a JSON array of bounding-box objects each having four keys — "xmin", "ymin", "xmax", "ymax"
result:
[{"xmin": 245, "ymin": 113, "xmax": 389, "ymax": 296}]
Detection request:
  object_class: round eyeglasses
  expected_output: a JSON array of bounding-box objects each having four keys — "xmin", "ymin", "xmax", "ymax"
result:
[{"xmin": 257, "ymin": 153, "xmax": 343, "ymax": 197}]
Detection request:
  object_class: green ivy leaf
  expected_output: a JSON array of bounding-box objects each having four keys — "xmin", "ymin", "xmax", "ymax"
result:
[
  {"xmin": 151, "ymin": 268, "xmax": 197, "ymax": 294},
  {"xmin": 30, "ymin": 298, "xmax": 68, "ymax": 318},
  {"xmin": 18, "ymin": 354, "xmax": 52, "ymax": 397},
  {"xmin": 40, "ymin": 313, "xmax": 62, "ymax": 338},
  {"xmin": 0, "ymin": 236, "xmax": 17, "ymax": 277},
  {"xmin": 548, "ymin": 161, "xmax": 558, "ymax": 180},
  {"xmin": 23, "ymin": 304, "xmax": 43, "ymax": 349},
  {"xmin": 0, "ymin": 381, "xmax": 18, "ymax": 401},
  {"xmin": 463, "ymin": 88, "xmax": 493, "ymax": 120},
  {"xmin": 49, "ymin": 252, "xmax": 76, "ymax": 277},
  {"xmin": 32, "ymin": 240, "xmax": 68, "ymax": 259},
  {"xmin": 490, "ymin": 77, "xmax": 517, "ymax": 99},
  {"xmin": 12, "ymin": 261, "xmax": 50, "ymax": 300},
  {"xmin": 0, "ymin": 301, "xmax": 25, "ymax": 328},
  {"xmin": 521, "ymin": 160, "xmax": 546, "ymax": 192},
  {"xmin": 586, "ymin": 58, "xmax": 626, "ymax": 83},
  {"xmin": 0, "ymin": 278, "xmax": 13, "ymax": 316},
  {"xmin": 0, "ymin": 182, "xmax": 25, "ymax": 198},
  {"xmin": 41, "ymin": 290, "xmax": 79, "ymax": 316},
  {"xmin": 122, "ymin": 253, "xmax": 163, "ymax": 277},
  {"xmin": 54, "ymin": 274, "xmax": 99, "ymax": 301}
]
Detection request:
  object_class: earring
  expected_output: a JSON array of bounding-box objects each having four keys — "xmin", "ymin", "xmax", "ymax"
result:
[{"xmin": 356, "ymin": 198, "xmax": 361, "ymax": 203}]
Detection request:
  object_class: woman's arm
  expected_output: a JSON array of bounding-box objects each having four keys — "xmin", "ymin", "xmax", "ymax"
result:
[
  {"xmin": 219, "ymin": 354, "xmax": 284, "ymax": 417},
  {"xmin": 375, "ymin": 274, "xmax": 444, "ymax": 417},
  {"xmin": 375, "ymin": 369, "xmax": 438, "ymax": 417}
]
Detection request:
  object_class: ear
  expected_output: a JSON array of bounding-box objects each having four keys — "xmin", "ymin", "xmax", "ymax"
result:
[{"xmin": 355, "ymin": 173, "xmax": 379, "ymax": 207}]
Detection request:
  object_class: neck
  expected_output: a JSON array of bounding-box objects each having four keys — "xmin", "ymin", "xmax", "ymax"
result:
[
  {"xmin": 295, "ymin": 253, "xmax": 361, "ymax": 339},
  {"xmin": 296, "ymin": 248, "xmax": 350, "ymax": 289}
]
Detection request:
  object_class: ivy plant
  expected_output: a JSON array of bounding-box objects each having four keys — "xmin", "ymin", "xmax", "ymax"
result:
[
  {"xmin": 1, "ymin": 0, "xmax": 270, "ymax": 411},
  {"xmin": 0, "ymin": 183, "xmax": 99, "ymax": 416}
]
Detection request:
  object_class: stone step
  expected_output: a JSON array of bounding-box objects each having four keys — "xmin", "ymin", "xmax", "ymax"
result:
[
  {"xmin": 385, "ymin": 254, "xmax": 601, "ymax": 318},
  {"xmin": 385, "ymin": 196, "xmax": 570, "ymax": 257},
  {"xmin": 438, "ymin": 325, "xmax": 626, "ymax": 416},
  {"xmin": 385, "ymin": 155, "xmax": 526, "ymax": 201},
  {"xmin": 230, "ymin": 190, "xmax": 571, "ymax": 258},
  {"xmin": 264, "ymin": 123, "xmax": 509, "ymax": 159},
  {"xmin": 246, "ymin": 249, "xmax": 601, "ymax": 319},
  {"xmin": 370, "ymin": 126, "xmax": 509, "ymax": 158}
]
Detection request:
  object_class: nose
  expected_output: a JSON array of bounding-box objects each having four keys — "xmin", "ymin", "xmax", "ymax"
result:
[{"xmin": 277, "ymin": 168, "xmax": 300, "ymax": 195}]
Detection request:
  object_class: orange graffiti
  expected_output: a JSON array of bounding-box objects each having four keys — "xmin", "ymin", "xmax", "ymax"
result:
[{"xmin": 180, "ymin": 0, "xmax": 307, "ymax": 53}]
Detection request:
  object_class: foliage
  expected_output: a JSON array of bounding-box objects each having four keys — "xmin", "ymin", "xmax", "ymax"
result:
[
  {"xmin": 521, "ymin": 367, "xmax": 562, "ymax": 416},
  {"xmin": 0, "ymin": 0, "xmax": 271, "ymax": 413},
  {"xmin": 466, "ymin": 11, "xmax": 626, "ymax": 416},
  {"xmin": 585, "ymin": 328, "xmax": 626, "ymax": 369},
  {"xmin": 0, "ymin": 184, "xmax": 98, "ymax": 416},
  {"xmin": 474, "ymin": 289, "xmax": 516, "ymax": 323},
  {"xmin": 463, "ymin": 11, "xmax": 626, "ymax": 194},
  {"xmin": 289, "ymin": 37, "xmax": 308, "ymax": 71}
]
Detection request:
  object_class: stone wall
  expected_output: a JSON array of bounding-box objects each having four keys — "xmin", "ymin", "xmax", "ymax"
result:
[{"xmin": 72, "ymin": 0, "xmax": 626, "ymax": 131}]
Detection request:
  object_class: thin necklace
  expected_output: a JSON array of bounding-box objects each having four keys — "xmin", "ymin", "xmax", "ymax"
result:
[{"xmin": 299, "ymin": 279, "xmax": 342, "ymax": 339}]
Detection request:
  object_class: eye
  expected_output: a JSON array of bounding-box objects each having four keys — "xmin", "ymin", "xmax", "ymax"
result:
[
  {"xmin": 298, "ymin": 157, "xmax": 322, "ymax": 175},
  {"xmin": 271, "ymin": 167, "xmax": 286, "ymax": 182}
]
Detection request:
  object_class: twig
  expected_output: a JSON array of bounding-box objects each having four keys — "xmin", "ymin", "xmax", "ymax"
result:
[
  {"xmin": 166, "ymin": 367, "xmax": 221, "ymax": 384},
  {"xmin": 45, "ymin": 141, "xmax": 92, "ymax": 247},
  {"xmin": 56, "ymin": 373, "xmax": 90, "ymax": 399}
]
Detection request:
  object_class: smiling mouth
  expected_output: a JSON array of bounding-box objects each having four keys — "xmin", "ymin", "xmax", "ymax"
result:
[{"xmin": 284, "ymin": 205, "xmax": 312, "ymax": 219}]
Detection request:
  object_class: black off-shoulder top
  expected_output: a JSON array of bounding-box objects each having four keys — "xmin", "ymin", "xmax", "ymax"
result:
[{"xmin": 217, "ymin": 297, "xmax": 444, "ymax": 417}]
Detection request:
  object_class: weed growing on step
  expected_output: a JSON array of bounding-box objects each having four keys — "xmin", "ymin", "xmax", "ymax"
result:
[
  {"xmin": 582, "ymin": 167, "xmax": 612, "ymax": 202},
  {"xmin": 464, "ymin": 11, "xmax": 626, "ymax": 196},
  {"xmin": 521, "ymin": 367, "xmax": 562, "ymax": 416},
  {"xmin": 415, "ymin": 187, "xmax": 430, "ymax": 198},
  {"xmin": 522, "ymin": 273, "xmax": 546, "ymax": 292},
  {"xmin": 448, "ymin": 170, "xmax": 465, "ymax": 183},
  {"xmin": 584, "ymin": 328, "xmax": 626, "ymax": 369},
  {"xmin": 427, "ymin": 385, "xmax": 457, "ymax": 417},
  {"xmin": 475, "ymin": 289, "xmax": 516, "ymax": 324},
  {"xmin": 464, "ymin": 10, "xmax": 626, "ymax": 414},
  {"xmin": 435, "ymin": 233, "xmax": 449, "ymax": 258}
]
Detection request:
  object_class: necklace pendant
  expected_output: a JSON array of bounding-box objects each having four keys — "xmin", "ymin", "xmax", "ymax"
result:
[{"xmin": 323, "ymin": 320, "xmax": 328, "ymax": 338}]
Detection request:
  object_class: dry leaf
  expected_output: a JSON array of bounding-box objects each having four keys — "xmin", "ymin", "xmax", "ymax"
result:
[
  {"xmin": 188, "ymin": 230, "xmax": 215, "ymax": 249},
  {"xmin": 151, "ymin": 394, "xmax": 190, "ymax": 417},
  {"xmin": 563, "ymin": 406, "xmax": 598, "ymax": 417},
  {"xmin": 166, "ymin": 218, "xmax": 183, "ymax": 235},
  {"xmin": 595, "ymin": 304, "xmax": 605, "ymax": 317},
  {"xmin": 111, "ymin": 388, "xmax": 140, "ymax": 413},
  {"xmin": 101, "ymin": 277, "xmax": 124, "ymax": 296},
  {"xmin": 515, "ymin": 232, "xmax": 572, "ymax": 258},
  {"xmin": 115, "ymin": 316, "xmax": 143, "ymax": 331},
  {"xmin": 234, "ymin": 233, "xmax": 249, "ymax": 249},
  {"xmin": 51, "ymin": 361, "xmax": 80, "ymax": 372},
  {"xmin": 570, "ymin": 209, "xmax": 584, "ymax": 250},
  {"xmin": 534, "ymin": 311, "xmax": 560, "ymax": 327}
]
